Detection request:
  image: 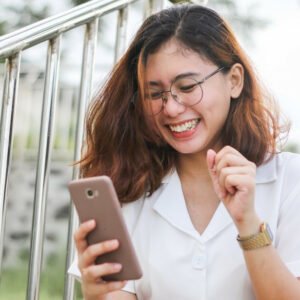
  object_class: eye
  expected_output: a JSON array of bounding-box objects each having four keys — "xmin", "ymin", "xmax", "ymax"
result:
[
  {"xmin": 180, "ymin": 83, "xmax": 197, "ymax": 92},
  {"xmin": 175, "ymin": 78, "xmax": 198, "ymax": 93},
  {"xmin": 146, "ymin": 90, "xmax": 162, "ymax": 100}
]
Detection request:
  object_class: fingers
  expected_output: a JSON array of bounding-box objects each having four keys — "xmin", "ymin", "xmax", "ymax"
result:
[
  {"xmin": 79, "ymin": 239, "xmax": 119, "ymax": 269},
  {"xmin": 73, "ymin": 221, "xmax": 126, "ymax": 298},
  {"xmin": 218, "ymin": 166, "xmax": 254, "ymax": 195},
  {"xmin": 207, "ymin": 149, "xmax": 225, "ymax": 199},
  {"xmin": 81, "ymin": 258, "xmax": 126, "ymax": 298},
  {"xmin": 206, "ymin": 149, "xmax": 216, "ymax": 171},
  {"xmin": 82, "ymin": 279, "xmax": 127, "ymax": 298},
  {"xmin": 74, "ymin": 219, "xmax": 96, "ymax": 254},
  {"xmin": 222, "ymin": 174, "xmax": 255, "ymax": 195},
  {"xmin": 82, "ymin": 263, "xmax": 122, "ymax": 283},
  {"xmin": 207, "ymin": 146, "xmax": 256, "ymax": 198}
]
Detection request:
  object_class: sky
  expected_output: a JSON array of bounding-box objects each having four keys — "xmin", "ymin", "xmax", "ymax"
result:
[{"xmin": 1, "ymin": 0, "xmax": 300, "ymax": 146}]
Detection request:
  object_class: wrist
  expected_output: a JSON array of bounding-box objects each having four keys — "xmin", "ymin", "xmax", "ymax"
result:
[
  {"xmin": 235, "ymin": 214, "xmax": 261, "ymax": 237},
  {"xmin": 237, "ymin": 222, "xmax": 273, "ymax": 251}
]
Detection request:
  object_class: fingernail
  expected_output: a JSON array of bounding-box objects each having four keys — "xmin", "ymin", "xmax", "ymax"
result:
[
  {"xmin": 108, "ymin": 239, "xmax": 118, "ymax": 247},
  {"xmin": 113, "ymin": 263, "xmax": 122, "ymax": 270},
  {"xmin": 87, "ymin": 219, "xmax": 95, "ymax": 226}
]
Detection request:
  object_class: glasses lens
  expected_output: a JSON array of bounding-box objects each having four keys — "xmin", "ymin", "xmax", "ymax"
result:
[
  {"xmin": 171, "ymin": 78, "xmax": 203, "ymax": 107},
  {"xmin": 145, "ymin": 88, "xmax": 163, "ymax": 115}
]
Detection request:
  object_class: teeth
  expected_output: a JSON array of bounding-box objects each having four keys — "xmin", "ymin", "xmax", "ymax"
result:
[{"xmin": 169, "ymin": 119, "xmax": 200, "ymax": 133}]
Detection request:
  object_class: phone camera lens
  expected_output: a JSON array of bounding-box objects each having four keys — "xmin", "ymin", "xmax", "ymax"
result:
[{"xmin": 86, "ymin": 189, "xmax": 94, "ymax": 198}]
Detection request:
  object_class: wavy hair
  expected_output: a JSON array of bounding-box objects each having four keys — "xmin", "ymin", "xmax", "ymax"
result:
[{"xmin": 80, "ymin": 4, "xmax": 287, "ymax": 203}]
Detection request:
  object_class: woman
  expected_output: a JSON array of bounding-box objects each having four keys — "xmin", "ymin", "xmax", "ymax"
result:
[{"xmin": 69, "ymin": 4, "xmax": 300, "ymax": 299}]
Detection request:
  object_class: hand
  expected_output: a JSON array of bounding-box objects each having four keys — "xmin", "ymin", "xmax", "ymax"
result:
[
  {"xmin": 74, "ymin": 220, "xmax": 127, "ymax": 300},
  {"xmin": 206, "ymin": 146, "xmax": 261, "ymax": 235}
]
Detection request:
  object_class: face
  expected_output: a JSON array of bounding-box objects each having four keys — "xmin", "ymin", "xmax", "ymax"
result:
[{"xmin": 144, "ymin": 39, "xmax": 237, "ymax": 156}]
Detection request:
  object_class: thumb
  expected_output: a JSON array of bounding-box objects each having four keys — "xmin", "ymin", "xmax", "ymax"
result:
[
  {"xmin": 207, "ymin": 149, "xmax": 225, "ymax": 199},
  {"xmin": 206, "ymin": 149, "xmax": 216, "ymax": 173}
]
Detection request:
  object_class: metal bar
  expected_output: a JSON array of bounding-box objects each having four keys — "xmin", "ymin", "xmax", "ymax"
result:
[
  {"xmin": 114, "ymin": 6, "xmax": 129, "ymax": 63},
  {"xmin": 0, "ymin": 53, "xmax": 21, "ymax": 275},
  {"xmin": 26, "ymin": 36, "xmax": 61, "ymax": 300},
  {"xmin": 0, "ymin": 0, "xmax": 138, "ymax": 60},
  {"xmin": 63, "ymin": 18, "xmax": 99, "ymax": 300}
]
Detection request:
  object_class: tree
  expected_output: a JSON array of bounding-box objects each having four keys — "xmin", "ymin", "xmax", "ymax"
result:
[
  {"xmin": 0, "ymin": 21, "xmax": 7, "ymax": 36},
  {"xmin": 0, "ymin": 4, "xmax": 49, "ymax": 35}
]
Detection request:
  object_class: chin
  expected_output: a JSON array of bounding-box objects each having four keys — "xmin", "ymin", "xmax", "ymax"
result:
[{"xmin": 169, "ymin": 142, "xmax": 207, "ymax": 155}]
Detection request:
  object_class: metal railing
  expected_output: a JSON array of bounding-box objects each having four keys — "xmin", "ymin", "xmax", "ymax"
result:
[{"xmin": 0, "ymin": 0, "xmax": 164, "ymax": 299}]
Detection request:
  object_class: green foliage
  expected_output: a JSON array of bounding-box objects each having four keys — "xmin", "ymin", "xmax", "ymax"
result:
[
  {"xmin": 0, "ymin": 4, "xmax": 49, "ymax": 35},
  {"xmin": 0, "ymin": 21, "xmax": 7, "ymax": 36},
  {"xmin": 0, "ymin": 266, "xmax": 28, "ymax": 298},
  {"xmin": 0, "ymin": 250, "xmax": 83, "ymax": 299},
  {"xmin": 284, "ymin": 142, "xmax": 300, "ymax": 153}
]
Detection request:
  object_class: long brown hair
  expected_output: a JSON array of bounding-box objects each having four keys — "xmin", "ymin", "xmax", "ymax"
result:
[{"xmin": 80, "ymin": 4, "xmax": 287, "ymax": 203}]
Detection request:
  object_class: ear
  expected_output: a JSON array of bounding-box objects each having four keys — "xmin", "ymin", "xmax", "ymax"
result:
[{"xmin": 228, "ymin": 63, "xmax": 244, "ymax": 99}]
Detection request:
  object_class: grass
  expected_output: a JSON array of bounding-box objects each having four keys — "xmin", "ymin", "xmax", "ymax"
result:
[{"xmin": 0, "ymin": 252, "xmax": 83, "ymax": 299}]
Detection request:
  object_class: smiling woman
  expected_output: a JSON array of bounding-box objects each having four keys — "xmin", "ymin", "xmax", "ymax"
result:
[{"xmin": 68, "ymin": 4, "xmax": 300, "ymax": 300}]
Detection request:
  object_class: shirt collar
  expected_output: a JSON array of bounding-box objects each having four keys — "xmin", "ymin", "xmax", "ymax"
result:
[
  {"xmin": 255, "ymin": 155, "xmax": 278, "ymax": 184},
  {"xmin": 153, "ymin": 170, "xmax": 232, "ymax": 242},
  {"xmin": 152, "ymin": 155, "xmax": 278, "ymax": 241}
]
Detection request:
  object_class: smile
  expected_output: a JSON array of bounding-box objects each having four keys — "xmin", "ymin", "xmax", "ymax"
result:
[{"xmin": 168, "ymin": 119, "xmax": 200, "ymax": 133}]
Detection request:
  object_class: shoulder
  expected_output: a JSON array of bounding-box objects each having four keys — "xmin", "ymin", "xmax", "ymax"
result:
[
  {"xmin": 269, "ymin": 152, "xmax": 300, "ymax": 202},
  {"xmin": 257, "ymin": 152, "xmax": 300, "ymax": 182},
  {"xmin": 274, "ymin": 152, "xmax": 300, "ymax": 184},
  {"xmin": 277, "ymin": 151, "xmax": 300, "ymax": 172}
]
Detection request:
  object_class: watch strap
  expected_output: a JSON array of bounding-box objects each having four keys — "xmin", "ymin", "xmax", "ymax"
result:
[{"xmin": 237, "ymin": 222, "xmax": 273, "ymax": 251}]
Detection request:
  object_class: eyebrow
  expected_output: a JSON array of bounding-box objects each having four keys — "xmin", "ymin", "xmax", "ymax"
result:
[{"xmin": 148, "ymin": 71, "xmax": 202, "ymax": 86}]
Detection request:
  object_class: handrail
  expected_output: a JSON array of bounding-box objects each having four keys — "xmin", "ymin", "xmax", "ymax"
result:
[
  {"xmin": 0, "ymin": 0, "xmax": 137, "ymax": 59},
  {"xmin": 0, "ymin": 0, "xmax": 164, "ymax": 299}
]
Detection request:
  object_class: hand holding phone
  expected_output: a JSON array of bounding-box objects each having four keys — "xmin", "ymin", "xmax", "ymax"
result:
[
  {"xmin": 74, "ymin": 221, "xmax": 129, "ymax": 298},
  {"xmin": 69, "ymin": 176, "xmax": 142, "ymax": 282}
]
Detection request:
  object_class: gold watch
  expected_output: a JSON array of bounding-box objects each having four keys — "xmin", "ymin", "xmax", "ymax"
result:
[{"xmin": 237, "ymin": 222, "xmax": 273, "ymax": 251}]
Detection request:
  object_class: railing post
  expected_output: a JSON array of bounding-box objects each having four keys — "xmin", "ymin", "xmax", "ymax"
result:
[
  {"xmin": 114, "ymin": 6, "xmax": 129, "ymax": 63},
  {"xmin": 0, "ymin": 53, "xmax": 21, "ymax": 275},
  {"xmin": 26, "ymin": 36, "xmax": 61, "ymax": 300},
  {"xmin": 63, "ymin": 18, "xmax": 99, "ymax": 300}
]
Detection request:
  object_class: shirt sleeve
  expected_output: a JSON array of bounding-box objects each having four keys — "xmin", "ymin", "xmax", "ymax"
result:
[
  {"xmin": 276, "ymin": 155, "xmax": 300, "ymax": 277},
  {"xmin": 67, "ymin": 254, "xmax": 82, "ymax": 281},
  {"xmin": 122, "ymin": 280, "xmax": 136, "ymax": 294}
]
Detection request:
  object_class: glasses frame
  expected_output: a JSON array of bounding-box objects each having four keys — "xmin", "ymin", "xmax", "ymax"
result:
[{"xmin": 148, "ymin": 66, "xmax": 225, "ymax": 115}]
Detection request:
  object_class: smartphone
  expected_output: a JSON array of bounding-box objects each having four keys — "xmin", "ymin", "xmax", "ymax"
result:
[{"xmin": 68, "ymin": 176, "xmax": 142, "ymax": 281}]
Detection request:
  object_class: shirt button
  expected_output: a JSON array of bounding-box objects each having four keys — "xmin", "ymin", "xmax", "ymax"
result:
[
  {"xmin": 192, "ymin": 254, "xmax": 207, "ymax": 270},
  {"xmin": 197, "ymin": 243, "xmax": 205, "ymax": 251}
]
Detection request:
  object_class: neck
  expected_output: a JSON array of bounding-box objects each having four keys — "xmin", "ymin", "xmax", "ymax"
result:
[
  {"xmin": 176, "ymin": 152, "xmax": 211, "ymax": 182},
  {"xmin": 176, "ymin": 139, "xmax": 223, "ymax": 178}
]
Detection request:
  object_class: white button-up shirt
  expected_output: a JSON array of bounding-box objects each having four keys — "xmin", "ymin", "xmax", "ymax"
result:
[{"xmin": 69, "ymin": 152, "xmax": 300, "ymax": 300}]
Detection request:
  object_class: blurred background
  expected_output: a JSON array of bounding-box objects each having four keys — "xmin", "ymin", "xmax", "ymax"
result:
[{"xmin": 0, "ymin": 0, "xmax": 299, "ymax": 299}]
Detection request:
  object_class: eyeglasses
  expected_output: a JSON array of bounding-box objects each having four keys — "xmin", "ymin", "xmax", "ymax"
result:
[{"xmin": 145, "ymin": 67, "xmax": 224, "ymax": 115}]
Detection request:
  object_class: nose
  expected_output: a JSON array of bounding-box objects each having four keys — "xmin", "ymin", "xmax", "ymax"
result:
[{"xmin": 162, "ymin": 91, "xmax": 186, "ymax": 117}]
